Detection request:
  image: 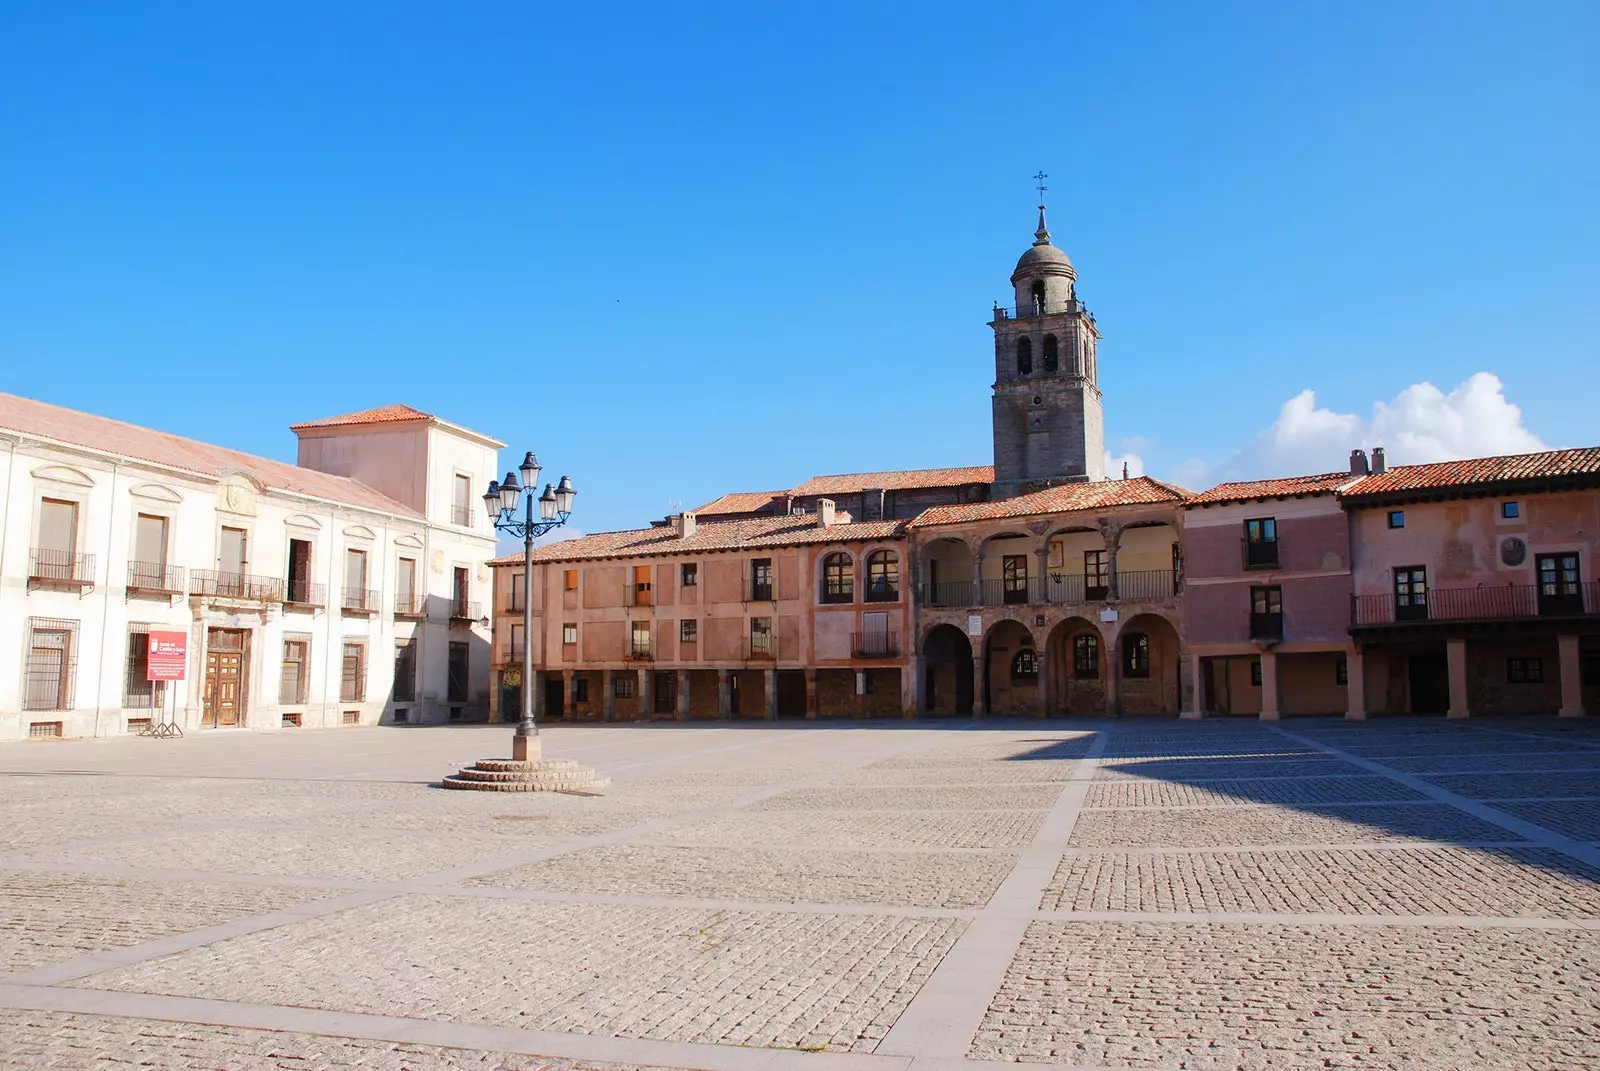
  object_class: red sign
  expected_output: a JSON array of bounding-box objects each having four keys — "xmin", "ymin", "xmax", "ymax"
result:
[{"xmin": 146, "ymin": 631, "xmax": 188, "ymax": 681}]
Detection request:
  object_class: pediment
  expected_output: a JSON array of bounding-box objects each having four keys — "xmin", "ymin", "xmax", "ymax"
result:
[
  {"xmin": 31, "ymin": 464, "xmax": 95, "ymax": 488},
  {"xmin": 394, "ymin": 533, "xmax": 424, "ymax": 549},
  {"xmin": 284, "ymin": 514, "xmax": 322, "ymax": 531},
  {"xmin": 129, "ymin": 482, "xmax": 183, "ymax": 503},
  {"xmin": 343, "ymin": 524, "xmax": 377, "ymax": 542}
]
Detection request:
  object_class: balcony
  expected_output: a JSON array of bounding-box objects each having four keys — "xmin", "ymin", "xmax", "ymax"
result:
[
  {"xmin": 852, "ymin": 631, "xmax": 901, "ymax": 659},
  {"xmin": 990, "ymin": 298, "xmax": 1092, "ymax": 321},
  {"xmin": 193, "ymin": 570, "xmax": 282, "ymax": 602},
  {"xmin": 625, "ymin": 642, "xmax": 653, "ymax": 662},
  {"xmin": 394, "ymin": 592, "xmax": 426, "ymax": 619},
  {"xmin": 127, "ymin": 561, "xmax": 185, "ymax": 598},
  {"xmin": 450, "ymin": 598, "xmax": 481, "ymax": 623},
  {"xmin": 864, "ymin": 580, "xmax": 899, "ymax": 604},
  {"xmin": 1116, "ymin": 569, "xmax": 1179, "ymax": 600},
  {"xmin": 626, "ymin": 583, "xmax": 653, "ymax": 607},
  {"xmin": 1249, "ymin": 612, "xmax": 1285, "ymax": 643},
  {"xmin": 748, "ymin": 637, "xmax": 776, "ymax": 660},
  {"xmin": 450, "ymin": 504, "xmax": 473, "ymax": 527},
  {"xmin": 342, "ymin": 586, "xmax": 380, "ymax": 616},
  {"xmin": 1352, "ymin": 583, "xmax": 1600, "ymax": 628},
  {"xmin": 28, "ymin": 549, "xmax": 96, "ymax": 593},
  {"xmin": 819, "ymin": 582, "xmax": 853, "ymax": 605},
  {"xmin": 924, "ymin": 580, "xmax": 975, "ymax": 608},
  {"xmin": 1244, "ymin": 542, "xmax": 1280, "ymax": 570},
  {"xmin": 923, "ymin": 568, "xmax": 1178, "ymax": 609},
  {"xmin": 283, "ymin": 580, "xmax": 326, "ymax": 610},
  {"xmin": 746, "ymin": 580, "xmax": 775, "ymax": 603}
]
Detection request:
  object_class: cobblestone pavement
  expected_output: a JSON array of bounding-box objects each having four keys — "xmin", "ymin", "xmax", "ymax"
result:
[{"xmin": 0, "ymin": 716, "xmax": 1596, "ymax": 1070}]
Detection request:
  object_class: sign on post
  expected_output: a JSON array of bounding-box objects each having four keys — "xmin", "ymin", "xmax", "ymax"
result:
[{"xmin": 146, "ymin": 631, "xmax": 187, "ymax": 681}]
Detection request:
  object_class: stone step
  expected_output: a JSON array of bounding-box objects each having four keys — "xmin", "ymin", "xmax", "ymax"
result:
[
  {"xmin": 473, "ymin": 759, "xmax": 582, "ymax": 773},
  {"xmin": 441, "ymin": 773, "xmax": 611, "ymax": 794}
]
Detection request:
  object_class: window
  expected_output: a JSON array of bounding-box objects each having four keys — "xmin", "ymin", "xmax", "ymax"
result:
[
  {"xmin": 1394, "ymin": 566, "xmax": 1428, "ymax": 621},
  {"xmin": 1015, "ymin": 336, "xmax": 1033, "ymax": 375},
  {"xmin": 631, "ymin": 621, "xmax": 651, "ymax": 658},
  {"xmin": 1244, "ymin": 518, "xmax": 1278, "ymax": 568},
  {"xmin": 340, "ymin": 641, "xmax": 366, "ymax": 703},
  {"xmin": 452, "ymin": 567, "xmax": 470, "ymax": 616},
  {"xmin": 1501, "ymin": 501, "xmax": 1520, "ymax": 519},
  {"xmin": 750, "ymin": 558, "xmax": 773, "ymax": 601},
  {"xmin": 821, "ymin": 553, "xmax": 853, "ymax": 603},
  {"xmin": 123, "ymin": 624, "xmax": 164, "ymax": 709},
  {"xmin": 509, "ymin": 623, "xmax": 524, "ymax": 662},
  {"xmin": 681, "ymin": 562, "xmax": 698, "ymax": 587},
  {"xmin": 1536, "ymin": 553, "xmax": 1583, "ymax": 614},
  {"xmin": 1336, "ymin": 659, "xmax": 1348, "ymax": 686},
  {"xmin": 564, "ymin": 569, "xmax": 578, "ymax": 591},
  {"xmin": 1072, "ymin": 634, "xmax": 1099, "ymax": 678},
  {"xmin": 131, "ymin": 513, "xmax": 169, "ymax": 588},
  {"xmin": 1122, "ymin": 632, "xmax": 1150, "ymax": 678},
  {"xmin": 508, "ymin": 571, "xmax": 524, "ymax": 612},
  {"xmin": 1250, "ymin": 659, "xmax": 1263, "ymax": 687},
  {"xmin": 1042, "ymin": 334, "xmax": 1059, "ymax": 373},
  {"xmin": 287, "ymin": 538, "xmax": 314, "ymax": 604},
  {"xmin": 562, "ymin": 622, "xmax": 578, "ymax": 645},
  {"xmin": 35, "ymin": 498, "xmax": 79, "ymax": 578},
  {"xmin": 1030, "ymin": 279, "xmax": 1046, "ymax": 315},
  {"xmin": 751, "ymin": 616, "xmax": 774, "ymax": 655},
  {"xmin": 1388, "ymin": 510, "xmax": 1406, "ymax": 529},
  {"xmin": 1507, "ymin": 657, "xmax": 1545, "ymax": 684},
  {"xmin": 448, "ymin": 642, "xmax": 469, "ymax": 703},
  {"xmin": 1084, "ymin": 550, "xmax": 1109, "ymax": 600},
  {"xmin": 1250, "ymin": 586, "xmax": 1284, "ymax": 641},
  {"xmin": 631, "ymin": 565, "xmax": 652, "ymax": 606},
  {"xmin": 680, "ymin": 619, "xmax": 698, "ymax": 643},
  {"xmin": 394, "ymin": 640, "xmax": 417, "ymax": 702},
  {"xmin": 574, "ymin": 677, "xmax": 589, "ymax": 703},
  {"xmin": 452, "ymin": 473, "xmax": 473, "ymax": 527},
  {"xmin": 1003, "ymin": 554, "xmax": 1029, "ymax": 604},
  {"xmin": 281, "ymin": 637, "xmax": 310, "ymax": 704},
  {"xmin": 396, "ymin": 557, "xmax": 417, "ymax": 614},
  {"xmin": 1011, "ymin": 648, "xmax": 1038, "ymax": 680},
  {"xmin": 219, "ymin": 526, "xmax": 247, "ymax": 575},
  {"xmin": 24, "ymin": 618, "xmax": 78, "ymax": 711},
  {"xmin": 344, "ymin": 548, "xmax": 370, "ymax": 610},
  {"xmin": 865, "ymin": 550, "xmax": 899, "ymax": 602},
  {"xmin": 614, "ymin": 674, "xmax": 636, "ymax": 699}
]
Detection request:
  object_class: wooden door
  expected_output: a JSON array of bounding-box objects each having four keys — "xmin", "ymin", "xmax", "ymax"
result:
[{"xmin": 204, "ymin": 630, "xmax": 246, "ymax": 726}]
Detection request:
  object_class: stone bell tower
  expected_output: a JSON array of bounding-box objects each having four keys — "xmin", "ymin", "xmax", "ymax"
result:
[{"xmin": 990, "ymin": 195, "xmax": 1105, "ymax": 498}]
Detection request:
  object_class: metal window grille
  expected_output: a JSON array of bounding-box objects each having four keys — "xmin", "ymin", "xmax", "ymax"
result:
[
  {"xmin": 342, "ymin": 710, "xmax": 360, "ymax": 725},
  {"xmin": 28, "ymin": 721, "xmax": 63, "ymax": 738},
  {"xmin": 280, "ymin": 638, "xmax": 310, "ymax": 704},
  {"xmin": 24, "ymin": 618, "xmax": 79, "ymax": 711},
  {"xmin": 614, "ymin": 674, "xmax": 636, "ymax": 699},
  {"xmin": 122, "ymin": 623, "xmax": 167, "ymax": 709},
  {"xmin": 394, "ymin": 641, "xmax": 417, "ymax": 702},
  {"xmin": 447, "ymin": 642, "xmax": 469, "ymax": 703},
  {"xmin": 340, "ymin": 642, "xmax": 366, "ymax": 702}
]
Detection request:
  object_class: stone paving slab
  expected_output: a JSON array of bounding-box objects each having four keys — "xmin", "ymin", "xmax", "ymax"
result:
[
  {"xmin": 1082, "ymin": 775, "xmax": 1424, "ymax": 809},
  {"xmin": 0, "ymin": 871, "xmax": 336, "ymax": 973},
  {"xmin": 1420, "ymin": 770, "xmax": 1600, "ymax": 800},
  {"xmin": 1488, "ymin": 800, "xmax": 1600, "ymax": 841},
  {"xmin": 78, "ymin": 895, "xmax": 966, "ymax": 1054},
  {"xmin": 0, "ymin": 1008, "xmax": 697, "ymax": 1071},
  {"xmin": 971, "ymin": 920, "xmax": 1600, "ymax": 1070},
  {"xmin": 1041, "ymin": 846, "xmax": 1600, "ymax": 917},
  {"xmin": 639, "ymin": 810, "xmax": 1046, "ymax": 851},
  {"xmin": 472, "ymin": 844, "xmax": 1017, "ymax": 908},
  {"xmin": 752, "ymin": 785, "xmax": 1062, "ymax": 812},
  {"xmin": 828, "ymin": 763, "xmax": 1081, "ymax": 786},
  {"xmin": 1092, "ymin": 757, "xmax": 1367, "ymax": 782},
  {"xmin": 1378, "ymin": 750, "xmax": 1600, "ymax": 773},
  {"xmin": 1067, "ymin": 802, "xmax": 1524, "ymax": 847}
]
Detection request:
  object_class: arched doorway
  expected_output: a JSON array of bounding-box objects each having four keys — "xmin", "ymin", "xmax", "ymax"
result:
[
  {"xmin": 985, "ymin": 619, "xmax": 1038, "ymax": 715},
  {"xmin": 1045, "ymin": 616, "xmax": 1105, "ymax": 715},
  {"xmin": 1118, "ymin": 613, "xmax": 1182, "ymax": 716},
  {"xmin": 921, "ymin": 624, "xmax": 973, "ymax": 716}
]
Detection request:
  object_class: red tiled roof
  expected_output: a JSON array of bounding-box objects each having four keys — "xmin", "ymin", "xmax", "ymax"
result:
[
  {"xmin": 691, "ymin": 490, "xmax": 784, "ymax": 515},
  {"xmin": 0, "ymin": 392, "xmax": 422, "ymax": 518},
  {"xmin": 790, "ymin": 465, "xmax": 995, "ymax": 496},
  {"xmin": 1341, "ymin": 447, "xmax": 1600, "ymax": 499},
  {"xmin": 490, "ymin": 514, "xmax": 907, "ymax": 566},
  {"xmin": 1186, "ymin": 471, "xmax": 1356, "ymax": 507},
  {"xmin": 909, "ymin": 476, "xmax": 1190, "ymax": 527},
  {"xmin": 289, "ymin": 404, "xmax": 435, "ymax": 430}
]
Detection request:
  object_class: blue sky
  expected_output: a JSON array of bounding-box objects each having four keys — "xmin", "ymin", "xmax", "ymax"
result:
[{"xmin": 3, "ymin": 2, "xmax": 1596, "ymax": 538}]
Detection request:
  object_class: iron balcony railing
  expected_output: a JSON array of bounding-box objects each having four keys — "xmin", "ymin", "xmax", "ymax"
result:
[
  {"xmin": 284, "ymin": 580, "xmax": 326, "ymax": 608},
  {"xmin": 748, "ymin": 636, "xmax": 776, "ymax": 659},
  {"xmin": 1116, "ymin": 569, "xmax": 1179, "ymax": 601},
  {"xmin": 193, "ymin": 569, "xmax": 282, "ymax": 602},
  {"xmin": 450, "ymin": 504, "xmax": 473, "ymax": 527},
  {"xmin": 920, "ymin": 569, "xmax": 1178, "ymax": 609},
  {"xmin": 1352, "ymin": 582, "xmax": 1600, "ymax": 627},
  {"xmin": 819, "ymin": 581, "xmax": 854, "ymax": 605},
  {"xmin": 991, "ymin": 299, "xmax": 1093, "ymax": 320},
  {"xmin": 29, "ymin": 548, "xmax": 96, "ymax": 586},
  {"xmin": 1244, "ymin": 541, "xmax": 1280, "ymax": 569},
  {"xmin": 924, "ymin": 580, "xmax": 975, "ymax": 608},
  {"xmin": 626, "ymin": 583, "xmax": 653, "ymax": 607},
  {"xmin": 852, "ymin": 631, "xmax": 901, "ymax": 659},
  {"xmin": 864, "ymin": 579, "xmax": 899, "ymax": 603},
  {"xmin": 342, "ymin": 586, "xmax": 380, "ymax": 614},
  {"xmin": 1249, "ymin": 612, "xmax": 1285, "ymax": 642},
  {"xmin": 395, "ymin": 592, "xmax": 426, "ymax": 617},
  {"xmin": 450, "ymin": 598, "xmax": 481, "ymax": 621},
  {"xmin": 127, "ymin": 561, "xmax": 185, "ymax": 594},
  {"xmin": 625, "ymin": 642, "xmax": 653, "ymax": 661},
  {"xmin": 746, "ymin": 579, "xmax": 775, "ymax": 602}
]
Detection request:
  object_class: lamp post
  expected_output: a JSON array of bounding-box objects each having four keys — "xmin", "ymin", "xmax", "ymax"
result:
[{"xmin": 484, "ymin": 452, "xmax": 576, "ymax": 762}]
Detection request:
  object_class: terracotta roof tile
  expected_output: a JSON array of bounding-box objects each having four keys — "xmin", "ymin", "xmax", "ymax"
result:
[
  {"xmin": 909, "ymin": 476, "xmax": 1189, "ymax": 527},
  {"xmin": 791, "ymin": 465, "xmax": 995, "ymax": 496},
  {"xmin": 0, "ymin": 392, "xmax": 423, "ymax": 518},
  {"xmin": 490, "ymin": 514, "xmax": 906, "ymax": 566},
  {"xmin": 1341, "ymin": 447, "xmax": 1600, "ymax": 499},
  {"xmin": 1186, "ymin": 471, "xmax": 1357, "ymax": 507},
  {"xmin": 289, "ymin": 404, "xmax": 435, "ymax": 430},
  {"xmin": 690, "ymin": 490, "xmax": 784, "ymax": 515}
]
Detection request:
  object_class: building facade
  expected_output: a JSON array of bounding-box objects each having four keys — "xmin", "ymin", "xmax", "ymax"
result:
[{"xmin": 1, "ymin": 396, "xmax": 501, "ymax": 740}]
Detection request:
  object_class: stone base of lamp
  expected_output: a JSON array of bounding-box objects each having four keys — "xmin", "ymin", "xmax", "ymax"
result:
[
  {"xmin": 511, "ymin": 730, "xmax": 541, "ymax": 763},
  {"xmin": 442, "ymin": 758, "xmax": 608, "ymax": 794}
]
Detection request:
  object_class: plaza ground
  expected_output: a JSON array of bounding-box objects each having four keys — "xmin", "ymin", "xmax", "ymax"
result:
[{"xmin": 0, "ymin": 717, "xmax": 1596, "ymax": 1071}]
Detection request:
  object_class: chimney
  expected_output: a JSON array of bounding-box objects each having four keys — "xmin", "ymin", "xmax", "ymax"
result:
[
  {"xmin": 1349, "ymin": 449, "xmax": 1370, "ymax": 475},
  {"xmin": 816, "ymin": 498, "xmax": 836, "ymax": 528},
  {"xmin": 675, "ymin": 512, "xmax": 697, "ymax": 539},
  {"xmin": 1371, "ymin": 447, "xmax": 1387, "ymax": 475},
  {"xmin": 773, "ymin": 493, "xmax": 793, "ymax": 516}
]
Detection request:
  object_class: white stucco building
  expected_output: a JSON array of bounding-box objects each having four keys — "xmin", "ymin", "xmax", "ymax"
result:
[{"xmin": 0, "ymin": 395, "xmax": 503, "ymax": 740}]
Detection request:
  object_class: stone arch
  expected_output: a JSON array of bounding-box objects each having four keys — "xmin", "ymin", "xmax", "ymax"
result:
[
  {"xmin": 984, "ymin": 618, "xmax": 1038, "ymax": 715},
  {"xmin": 921, "ymin": 536, "xmax": 974, "ymax": 607},
  {"xmin": 921, "ymin": 623, "xmax": 973, "ymax": 716},
  {"xmin": 1015, "ymin": 336, "xmax": 1033, "ymax": 376},
  {"xmin": 1117, "ymin": 612, "xmax": 1182, "ymax": 716},
  {"xmin": 1042, "ymin": 334, "xmax": 1059, "ymax": 373},
  {"xmin": 977, "ymin": 530, "xmax": 1036, "ymax": 605},
  {"xmin": 1042, "ymin": 524, "xmax": 1110, "ymax": 603},
  {"xmin": 863, "ymin": 547, "xmax": 900, "ymax": 603},
  {"xmin": 1117, "ymin": 519, "xmax": 1183, "ymax": 599},
  {"xmin": 1045, "ymin": 615, "xmax": 1106, "ymax": 716},
  {"xmin": 818, "ymin": 549, "xmax": 855, "ymax": 603}
]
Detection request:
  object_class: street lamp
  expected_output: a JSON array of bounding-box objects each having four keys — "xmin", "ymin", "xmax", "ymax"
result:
[{"xmin": 484, "ymin": 451, "xmax": 576, "ymax": 761}]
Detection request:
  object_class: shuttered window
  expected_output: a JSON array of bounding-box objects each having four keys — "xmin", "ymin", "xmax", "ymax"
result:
[
  {"xmin": 281, "ymin": 638, "xmax": 310, "ymax": 704},
  {"xmin": 25, "ymin": 618, "xmax": 79, "ymax": 711},
  {"xmin": 340, "ymin": 642, "xmax": 366, "ymax": 702}
]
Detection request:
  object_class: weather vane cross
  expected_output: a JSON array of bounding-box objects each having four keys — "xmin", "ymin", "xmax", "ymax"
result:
[{"xmin": 1033, "ymin": 170, "xmax": 1048, "ymax": 205}]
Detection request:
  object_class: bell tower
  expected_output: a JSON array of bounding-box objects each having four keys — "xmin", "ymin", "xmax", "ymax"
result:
[{"xmin": 990, "ymin": 183, "xmax": 1104, "ymax": 498}]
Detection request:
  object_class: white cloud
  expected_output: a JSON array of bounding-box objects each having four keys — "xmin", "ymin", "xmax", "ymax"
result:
[
  {"xmin": 1173, "ymin": 372, "xmax": 1545, "ymax": 487},
  {"xmin": 1105, "ymin": 449, "xmax": 1145, "ymax": 480}
]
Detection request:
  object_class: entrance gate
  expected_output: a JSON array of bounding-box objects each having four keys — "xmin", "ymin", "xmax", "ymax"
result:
[{"xmin": 203, "ymin": 628, "xmax": 248, "ymax": 727}]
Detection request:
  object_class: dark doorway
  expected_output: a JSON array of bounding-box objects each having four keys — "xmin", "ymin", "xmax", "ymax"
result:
[
  {"xmin": 922, "ymin": 624, "xmax": 974, "ymax": 716},
  {"xmin": 776, "ymin": 670, "xmax": 807, "ymax": 718},
  {"xmin": 1408, "ymin": 652, "xmax": 1450, "ymax": 714},
  {"xmin": 544, "ymin": 676, "xmax": 565, "ymax": 719},
  {"xmin": 654, "ymin": 671, "xmax": 677, "ymax": 715}
]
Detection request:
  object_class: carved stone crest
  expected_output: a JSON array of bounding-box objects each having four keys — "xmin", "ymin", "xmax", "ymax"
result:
[{"xmin": 1500, "ymin": 536, "xmax": 1527, "ymax": 567}]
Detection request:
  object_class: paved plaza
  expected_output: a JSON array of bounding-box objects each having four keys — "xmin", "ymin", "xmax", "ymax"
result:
[{"xmin": 0, "ymin": 717, "xmax": 1596, "ymax": 1070}]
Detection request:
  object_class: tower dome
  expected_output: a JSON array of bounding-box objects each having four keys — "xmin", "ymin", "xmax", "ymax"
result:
[{"xmin": 1011, "ymin": 205, "xmax": 1076, "ymax": 283}]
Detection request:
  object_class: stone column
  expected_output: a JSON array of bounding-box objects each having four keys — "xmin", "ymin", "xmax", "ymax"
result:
[
  {"xmin": 1345, "ymin": 648, "xmax": 1367, "ymax": 720},
  {"xmin": 1259, "ymin": 650, "xmax": 1280, "ymax": 721},
  {"xmin": 530, "ymin": 668, "xmax": 544, "ymax": 721},
  {"xmin": 1101, "ymin": 523, "xmax": 1123, "ymax": 601},
  {"xmin": 1035, "ymin": 642, "xmax": 1051, "ymax": 718},
  {"xmin": 902, "ymin": 658, "xmax": 918, "ymax": 719},
  {"xmin": 638, "ymin": 669, "xmax": 653, "ymax": 722},
  {"xmin": 717, "ymin": 669, "xmax": 732, "ymax": 720},
  {"xmin": 603, "ymin": 669, "xmax": 616, "ymax": 722},
  {"xmin": 676, "ymin": 670, "xmax": 691, "ymax": 720},
  {"xmin": 972, "ymin": 653, "xmax": 988, "ymax": 717},
  {"xmin": 855, "ymin": 670, "xmax": 866, "ymax": 718},
  {"xmin": 567, "ymin": 672, "xmax": 580, "ymax": 719},
  {"xmin": 804, "ymin": 668, "xmax": 818, "ymax": 719},
  {"xmin": 763, "ymin": 667, "xmax": 777, "ymax": 720},
  {"xmin": 1446, "ymin": 638, "xmax": 1470, "ymax": 718},
  {"xmin": 1103, "ymin": 655, "xmax": 1121, "ymax": 718},
  {"xmin": 1180, "ymin": 652, "xmax": 1204, "ymax": 720},
  {"xmin": 971, "ymin": 553, "xmax": 985, "ymax": 606},
  {"xmin": 1557, "ymin": 634, "xmax": 1585, "ymax": 718},
  {"xmin": 1035, "ymin": 548, "xmax": 1051, "ymax": 606}
]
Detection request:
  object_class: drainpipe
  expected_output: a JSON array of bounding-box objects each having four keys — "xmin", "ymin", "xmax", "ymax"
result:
[
  {"xmin": 92, "ymin": 462, "xmax": 122, "ymax": 739},
  {"xmin": 0, "ymin": 436, "xmax": 16, "ymax": 595}
]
